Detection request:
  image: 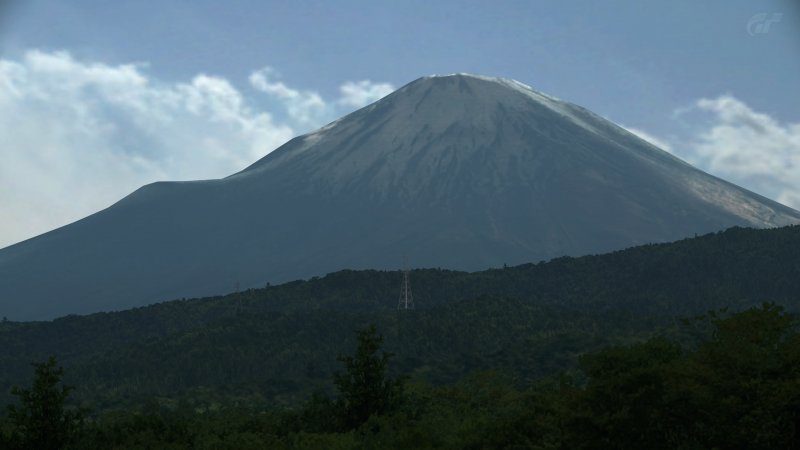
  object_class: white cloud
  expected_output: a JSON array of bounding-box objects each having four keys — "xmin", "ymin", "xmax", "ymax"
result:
[
  {"xmin": 686, "ymin": 95, "xmax": 800, "ymax": 209},
  {"xmin": 625, "ymin": 95, "xmax": 800, "ymax": 210},
  {"xmin": 0, "ymin": 50, "xmax": 394, "ymax": 248},
  {"xmin": 248, "ymin": 67, "xmax": 328, "ymax": 126},
  {"xmin": 622, "ymin": 126, "xmax": 673, "ymax": 152},
  {"xmin": 338, "ymin": 80, "xmax": 394, "ymax": 108}
]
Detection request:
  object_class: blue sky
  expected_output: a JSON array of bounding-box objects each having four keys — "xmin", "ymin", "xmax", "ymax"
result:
[{"xmin": 1, "ymin": 0, "xmax": 799, "ymax": 247}]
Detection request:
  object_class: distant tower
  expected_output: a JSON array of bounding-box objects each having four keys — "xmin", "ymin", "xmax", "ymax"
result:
[{"xmin": 397, "ymin": 256, "xmax": 414, "ymax": 310}]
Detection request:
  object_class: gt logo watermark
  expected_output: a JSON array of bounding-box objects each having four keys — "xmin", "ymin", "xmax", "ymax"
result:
[{"xmin": 747, "ymin": 13, "xmax": 782, "ymax": 36}]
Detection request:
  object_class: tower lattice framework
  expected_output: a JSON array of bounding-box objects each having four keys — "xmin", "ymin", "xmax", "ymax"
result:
[{"xmin": 397, "ymin": 257, "xmax": 414, "ymax": 310}]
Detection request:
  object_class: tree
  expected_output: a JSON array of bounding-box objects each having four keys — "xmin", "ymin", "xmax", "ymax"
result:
[
  {"xmin": 333, "ymin": 325, "xmax": 404, "ymax": 430},
  {"xmin": 560, "ymin": 303, "xmax": 800, "ymax": 450},
  {"xmin": 6, "ymin": 356, "xmax": 85, "ymax": 450},
  {"xmin": 683, "ymin": 303, "xmax": 800, "ymax": 449},
  {"xmin": 562, "ymin": 338, "xmax": 685, "ymax": 450}
]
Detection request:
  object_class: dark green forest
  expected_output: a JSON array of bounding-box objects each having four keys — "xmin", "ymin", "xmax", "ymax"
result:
[
  {"xmin": 1, "ymin": 226, "xmax": 800, "ymax": 448},
  {"xmin": 2, "ymin": 304, "xmax": 799, "ymax": 448}
]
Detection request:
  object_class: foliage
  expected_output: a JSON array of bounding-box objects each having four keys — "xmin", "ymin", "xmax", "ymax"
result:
[
  {"xmin": 332, "ymin": 325, "xmax": 405, "ymax": 430},
  {"xmin": 560, "ymin": 303, "xmax": 800, "ymax": 449},
  {"xmin": 3, "ymin": 305, "xmax": 799, "ymax": 448},
  {"xmin": 3, "ymin": 356, "xmax": 85, "ymax": 450}
]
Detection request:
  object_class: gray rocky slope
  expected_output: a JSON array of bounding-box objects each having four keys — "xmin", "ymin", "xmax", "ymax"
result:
[{"xmin": 2, "ymin": 74, "xmax": 799, "ymax": 320}]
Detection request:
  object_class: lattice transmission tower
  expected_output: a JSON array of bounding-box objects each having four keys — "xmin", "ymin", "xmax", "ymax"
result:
[{"xmin": 397, "ymin": 256, "xmax": 414, "ymax": 310}]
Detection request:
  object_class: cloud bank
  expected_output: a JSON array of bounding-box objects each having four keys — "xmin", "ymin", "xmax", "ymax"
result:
[{"xmin": 0, "ymin": 50, "xmax": 393, "ymax": 248}]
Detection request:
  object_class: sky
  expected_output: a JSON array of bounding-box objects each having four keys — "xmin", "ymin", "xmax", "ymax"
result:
[{"xmin": 0, "ymin": 0, "xmax": 799, "ymax": 248}]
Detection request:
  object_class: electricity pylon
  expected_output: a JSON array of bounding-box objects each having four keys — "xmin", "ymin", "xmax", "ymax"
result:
[{"xmin": 397, "ymin": 256, "xmax": 414, "ymax": 310}]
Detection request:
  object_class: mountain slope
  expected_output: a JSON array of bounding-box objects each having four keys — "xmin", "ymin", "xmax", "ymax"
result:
[{"xmin": 2, "ymin": 74, "xmax": 799, "ymax": 319}]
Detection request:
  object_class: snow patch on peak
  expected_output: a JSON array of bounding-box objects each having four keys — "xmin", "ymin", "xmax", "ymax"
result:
[
  {"xmin": 403, "ymin": 74, "xmax": 593, "ymax": 130},
  {"xmin": 418, "ymin": 73, "xmax": 561, "ymax": 101},
  {"xmin": 426, "ymin": 72, "xmax": 503, "ymax": 81}
]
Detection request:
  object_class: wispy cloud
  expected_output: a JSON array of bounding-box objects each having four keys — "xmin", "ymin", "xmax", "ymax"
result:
[
  {"xmin": 337, "ymin": 80, "xmax": 395, "ymax": 108},
  {"xmin": 248, "ymin": 67, "xmax": 328, "ymax": 126},
  {"xmin": 0, "ymin": 50, "xmax": 394, "ymax": 248},
  {"xmin": 622, "ymin": 126, "xmax": 673, "ymax": 152}
]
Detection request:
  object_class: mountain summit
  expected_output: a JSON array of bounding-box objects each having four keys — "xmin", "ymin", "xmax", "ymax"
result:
[{"xmin": 2, "ymin": 73, "xmax": 799, "ymax": 319}]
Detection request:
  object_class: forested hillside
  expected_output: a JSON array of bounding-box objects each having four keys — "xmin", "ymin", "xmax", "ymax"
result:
[
  {"xmin": 1, "ymin": 225, "xmax": 799, "ymax": 411},
  {"xmin": 2, "ymin": 304, "xmax": 798, "ymax": 449}
]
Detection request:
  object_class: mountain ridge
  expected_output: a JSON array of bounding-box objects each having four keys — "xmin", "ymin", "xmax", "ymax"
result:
[{"xmin": 1, "ymin": 225, "xmax": 799, "ymax": 410}]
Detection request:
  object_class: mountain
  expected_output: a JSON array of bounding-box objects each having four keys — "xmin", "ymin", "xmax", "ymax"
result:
[
  {"xmin": 1, "ymin": 73, "xmax": 799, "ymax": 320},
  {"xmin": 1, "ymin": 226, "xmax": 799, "ymax": 410}
]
